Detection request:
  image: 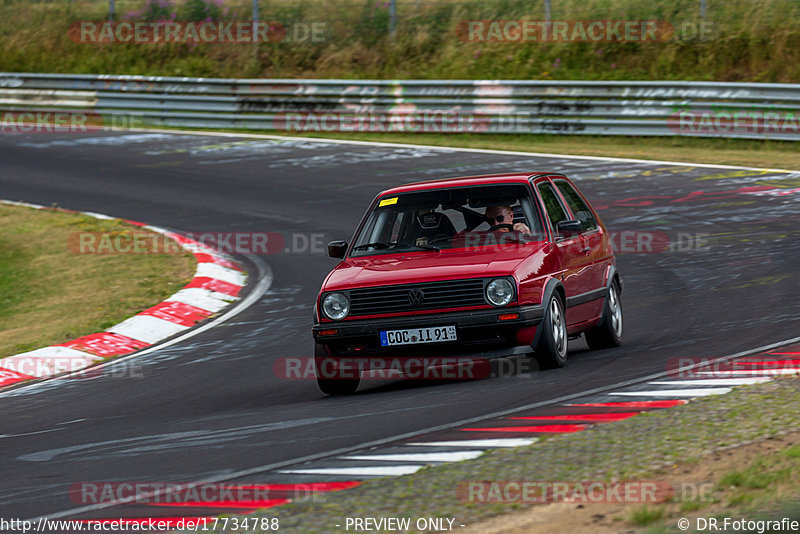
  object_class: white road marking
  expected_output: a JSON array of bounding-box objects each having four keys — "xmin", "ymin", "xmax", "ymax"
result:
[
  {"xmin": 649, "ymin": 378, "xmax": 771, "ymax": 386},
  {"xmin": 610, "ymin": 388, "xmax": 732, "ymax": 397},
  {"xmin": 697, "ymin": 369, "xmax": 800, "ymax": 376},
  {"xmin": 279, "ymin": 466, "xmax": 424, "ymax": 477},
  {"xmin": 136, "ymin": 128, "xmax": 800, "ymax": 173},
  {"xmin": 408, "ymin": 439, "xmax": 538, "ymax": 448},
  {"xmin": 342, "ymin": 451, "xmax": 484, "ymax": 462}
]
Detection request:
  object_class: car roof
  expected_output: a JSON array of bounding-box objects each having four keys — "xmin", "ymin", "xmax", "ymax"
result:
[{"xmin": 378, "ymin": 172, "xmax": 560, "ymax": 196}]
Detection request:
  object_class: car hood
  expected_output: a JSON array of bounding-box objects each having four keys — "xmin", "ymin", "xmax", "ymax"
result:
[{"xmin": 323, "ymin": 243, "xmax": 546, "ymax": 290}]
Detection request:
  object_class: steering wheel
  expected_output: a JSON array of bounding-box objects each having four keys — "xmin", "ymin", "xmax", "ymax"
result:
[{"xmin": 489, "ymin": 223, "xmax": 514, "ymax": 232}]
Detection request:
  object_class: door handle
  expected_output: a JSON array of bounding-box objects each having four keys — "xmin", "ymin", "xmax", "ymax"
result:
[{"xmin": 581, "ymin": 247, "xmax": 591, "ymax": 255}]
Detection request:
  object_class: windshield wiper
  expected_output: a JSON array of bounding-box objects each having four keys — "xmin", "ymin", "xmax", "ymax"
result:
[{"xmin": 352, "ymin": 241, "xmax": 439, "ymax": 251}]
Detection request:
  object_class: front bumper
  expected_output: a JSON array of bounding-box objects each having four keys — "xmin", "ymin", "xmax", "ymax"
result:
[{"xmin": 312, "ymin": 305, "xmax": 544, "ymax": 356}]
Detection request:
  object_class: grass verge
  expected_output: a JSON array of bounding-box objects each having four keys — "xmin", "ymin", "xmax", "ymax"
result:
[
  {"xmin": 0, "ymin": 203, "xmax": 195, "ymax": 358},
  {"xmin": 199, "ymin": 377, "xmax": 800, "ymax": 534}
]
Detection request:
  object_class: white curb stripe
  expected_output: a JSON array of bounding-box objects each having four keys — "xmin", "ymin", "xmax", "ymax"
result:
[
  {"xmin": 408, "ymin": 439, "xmax": 538, "ymax": 448},
  {"xmin": 342, "ymin": 451, "xmax": 484, "ymax": 462},
  {"xmin": 166, "ymin": 288, "xmax": 237, "ymax": 313},
  {"xmin": 610, "ymin": 388, "xmax": 732, "ymax": 397},
  {"xmin": 279, "ymin": 466, "xmax": 424, "ymax": 477},
  {"xmin": 195, "ymin": 263, "xmax": 246, "ymax": 287},
  {"xmin": 108, "ymin": 315, "xmax": 189, "ymax": 344},
  {"xmin": 0, "ymin": 347, "xmax": 103, "ymax": 377},
  {"xmin": 81, "ymin": 211, "xmax": 115, "ymax": 220},
  {"xmin": 178, "ymin": 242, "xmax": 216, "ymax": 254},
  {"xmin": 649, "ymin": 378, "xmax": 771, "ymax": 386}
]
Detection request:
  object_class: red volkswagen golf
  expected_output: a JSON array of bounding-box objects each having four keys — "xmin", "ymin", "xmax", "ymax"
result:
[{"xmin": 312, "ymin": 173, "xmax": 623, "ymax": 395}]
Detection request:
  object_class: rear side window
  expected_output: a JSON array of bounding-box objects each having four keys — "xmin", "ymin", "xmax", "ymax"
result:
[
  {"xmin": 537, "ymin": 182, "xmax": 568, "ymax": 231},
  {"xmin": 554, "ymin": 180, "xmax": 598, "ymax": 232}
]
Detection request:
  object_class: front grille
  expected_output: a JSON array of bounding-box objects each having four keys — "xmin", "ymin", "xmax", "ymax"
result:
[{"xmin": 348, "ymin": 278, "xmax": 487, "ymax": 316}]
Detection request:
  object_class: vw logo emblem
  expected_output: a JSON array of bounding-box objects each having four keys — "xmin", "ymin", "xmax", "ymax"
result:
[{"xmin": 408, "ymin": 288, "xmax": 425, "ymax": 306}]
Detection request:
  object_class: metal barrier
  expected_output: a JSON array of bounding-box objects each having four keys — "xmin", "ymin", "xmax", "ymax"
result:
[{"xmin": 2, "ymin": 72, "xmax": 799, "ymax": 140}]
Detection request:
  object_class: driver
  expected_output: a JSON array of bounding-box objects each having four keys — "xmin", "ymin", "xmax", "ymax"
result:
[{"xmin": 485, "ymin": 205, "xmax": 531, "ymax": 235}]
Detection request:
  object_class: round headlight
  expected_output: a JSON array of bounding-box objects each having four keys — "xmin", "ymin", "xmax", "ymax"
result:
[
  {"xmin": 486, "ymin": 278, "xmax": 515, "ymax": 307},
  {"xmin": 322, "ymin": 292, "xmax": 349, "ymax": 320}
]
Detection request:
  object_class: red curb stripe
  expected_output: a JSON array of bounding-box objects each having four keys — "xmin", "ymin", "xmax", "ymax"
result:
[
  {"xmin": 461, "ymin": 424, "xmax": 588, "ymax": 433},
  {"xmin": 148, "ymin": 499, "xmax": 288, "ymax": 509},
  {"xmin": 184, "ymin": 276, "xmax": 242, "ymax": 297},
  {"xmin": 734, "ymin": 359, "xmax": 800, "ymax": 366},
  {"xmin": 569, "ymin": 400, "xmax": 688, "ymax": 408},
  {"xmin": 123, "ymin": 219, "xmax": 146, "ymax": 227},
  {"xmin": 230, "ymin": 482, "xmax": 361, "ymax": 492},
  {"xmin": 59, "ymin": 332, "xmax": 150, "ymax": 357},
  {"xmin": 193, "ymin": 253, "xmax": 241, "ymax": 271},
  {"xmin": 0, "ymin": 368, "xmax": 36, "ymax": 387},
  {"xmin": 141, "ymin": 301, "xmax": 213, "ymax": 327},
  {"xmin": 509, "ymin": 412, "xmax": 640, "ymax": 422}
]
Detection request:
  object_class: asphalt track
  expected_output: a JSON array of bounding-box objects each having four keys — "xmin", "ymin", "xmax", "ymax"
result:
[{"xmin": 1, "ymin": 131, "xmax": 799, "ymax": 525}]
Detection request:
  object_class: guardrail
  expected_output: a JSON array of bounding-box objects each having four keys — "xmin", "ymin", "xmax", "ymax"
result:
[{"xmin": 2, "ymin": 72, "xmax": 799, "ymax": 140}]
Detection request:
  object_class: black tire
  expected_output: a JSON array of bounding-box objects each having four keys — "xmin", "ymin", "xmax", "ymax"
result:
[
  {"xmin": 314, "ymin": 343, "xmax": 360, "ymax": 395},
  {"xmin": 585, "ymin": 280, "xmax": 623, "ymax": 350},
  {"xmin": 535, "ymin": 292, "xmax": 568, "ymax": 369}
]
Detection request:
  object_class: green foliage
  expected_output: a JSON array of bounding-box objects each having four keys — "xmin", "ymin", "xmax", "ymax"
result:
[
  {"xmin": 140, "ymin": 0, "xmax": 175, "ymax": 22},
  {"xmin": 180, "ymin": 0, "xmax": 223, "ymax": 21},
  {"xmin": 0, "ymin": 0, "xmax": 799, "ymax": 81}
]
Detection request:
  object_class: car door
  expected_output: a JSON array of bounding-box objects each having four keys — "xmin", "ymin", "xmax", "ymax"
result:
[
  {"xmin": 553, "ymin": 177, "xmax": 609, "ymax": 319},
  {"xmin": 533, "ymin": 177, "xmax": 595, "ymax": 327}
]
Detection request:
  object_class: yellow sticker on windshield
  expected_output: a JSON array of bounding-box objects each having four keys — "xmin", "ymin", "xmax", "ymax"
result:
[{"xmin": 379, "ymin": 197, "xmax": 398, "ymax": 207}]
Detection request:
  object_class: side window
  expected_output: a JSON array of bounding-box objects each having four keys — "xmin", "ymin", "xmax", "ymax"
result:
[
  {"xmin": 555, "ymin": 180, "xmax": 598, "ymax": 232},
  {"xmin": 537, "ymin": 182, "xmax": 569, "ymax": 231}
]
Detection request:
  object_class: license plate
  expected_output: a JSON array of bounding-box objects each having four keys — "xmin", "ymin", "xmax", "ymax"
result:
[{"xmin": 380, "ymin": 325, "xmax": 457, "ymax": 346}]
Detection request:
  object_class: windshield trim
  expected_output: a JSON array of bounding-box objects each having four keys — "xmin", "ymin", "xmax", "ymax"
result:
[{"xmin": 347, "ymin": 182, "xmax": 542, "ymax": 259}]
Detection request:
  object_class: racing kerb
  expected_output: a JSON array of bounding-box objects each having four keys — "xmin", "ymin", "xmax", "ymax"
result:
[
  {"xmin": 2, "ymin": 73, "xmax": 800, "ymax": 140},
  {"xmin": 0, "ymin": 200, "xmax": 248, "ymax": 390}
]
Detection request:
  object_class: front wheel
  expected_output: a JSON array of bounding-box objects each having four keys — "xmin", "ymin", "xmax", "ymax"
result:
[
  {"xmin": 314, "ymin": 343, "xmax": 360, "ymax": 395},
  {"xmin": 585, "ymin": 280, "xmax": 623, "ymax": 350},
  {"xmin": 535, "ymin": 293, "xmax": 568, "ymax": 368}
]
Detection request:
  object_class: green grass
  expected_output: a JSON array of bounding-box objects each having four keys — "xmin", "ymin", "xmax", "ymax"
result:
[
  {"xmin": 0, "ymin": 204, "xmax": 195, "ymax": 358},
  {"xmin": 630, "ymin": 505, "xmax": 665, "ymax": 526},
  {"xmin": 1, "ymin": 0, "xmax": 800, "ymax": 81}
]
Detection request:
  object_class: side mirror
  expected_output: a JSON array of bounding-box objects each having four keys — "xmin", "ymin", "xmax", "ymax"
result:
[
  {"xmin": 556, "ymin": 220, "xmax": 582, "ymax": 239},
  {"xmin": 327, "ymin": 240, "xmax": 348, "ymax": 259}
]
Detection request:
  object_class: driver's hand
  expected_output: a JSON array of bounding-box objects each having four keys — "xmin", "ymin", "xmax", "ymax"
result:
[{"xmin": 513, "ymin": 222, "xmax": 532, "ymax": 235}]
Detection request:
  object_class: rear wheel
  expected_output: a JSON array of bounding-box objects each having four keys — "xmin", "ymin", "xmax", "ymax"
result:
[
  {"xmin": 314, "ymin": 343, "xmax": 360, "ymax": 395},
  {"xmin": 585, "ymin": 280, "xmax": 623, "ymax": 350},
  {"xmin": 535, "ymin": 293, "xmax": 568, "ymax": 368}
]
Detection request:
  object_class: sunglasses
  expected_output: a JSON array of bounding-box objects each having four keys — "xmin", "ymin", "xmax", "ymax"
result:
[{"xmin": 486, "ymin": 213, "xmax": 510, "ymax": 224}]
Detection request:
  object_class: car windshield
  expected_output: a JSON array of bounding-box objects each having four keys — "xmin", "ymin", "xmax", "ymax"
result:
[{"xmin": 350, "ymin": 184, "xmax": 545, "ymax": 257}]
